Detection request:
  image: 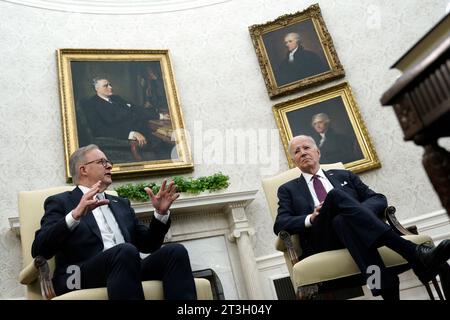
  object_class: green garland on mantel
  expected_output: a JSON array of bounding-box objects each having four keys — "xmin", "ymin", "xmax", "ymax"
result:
[{"xmin": 115, "ymin": 172, "xmax": 230, "ymax": 202}]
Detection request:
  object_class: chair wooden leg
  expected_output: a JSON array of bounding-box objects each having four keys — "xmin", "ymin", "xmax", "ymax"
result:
[
  {"xmin": 437, "ymin": 263, "xmax": 450, "ymax": 299},
  {"xmin": 431, "ymin": 278, "xmax": 445, "ymax": 300},
  {"xmin": 297, "ymin": 284, "xmax": 319, "ymax": 300},
  {"xmin": 423, "ymin": 282, "xmax": 435, "ymax": 300}
]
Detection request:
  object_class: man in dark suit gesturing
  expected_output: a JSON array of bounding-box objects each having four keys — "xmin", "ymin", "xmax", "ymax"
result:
[
  {"xmin": 274, "ymin": 135, "xmax": 450, "ymax": 299},
  {"xmin": 32, "ymin": 144, "xmax": 196, "ymax": 299}
]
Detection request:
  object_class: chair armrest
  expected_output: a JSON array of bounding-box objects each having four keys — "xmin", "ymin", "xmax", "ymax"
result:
[
  {"xmin": 19, "ymin": 259, "xmax": 39, "ymax": 285},
  {"xmin": 34, "ymin": 256, "xmax": 56, "ymax": 300},
  {"xmin": 275, "ymin": 235, "xmax": 287, "ymax": 252},
  {"xmin": 277, "ymin": 231, "xmax": 299, "ymax": 266},
  {"xmin": 384, "ymin": 206, "xmax": 415, "ymax": 236},
  {"xmin": 20, "ymin": 256, "xmax": 56, "ymax": 299}
]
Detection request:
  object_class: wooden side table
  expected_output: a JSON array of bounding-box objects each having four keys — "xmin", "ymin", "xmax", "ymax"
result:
[{"xmin": 380, "ymin": 28, "xmax": 450, "ymax": 218}]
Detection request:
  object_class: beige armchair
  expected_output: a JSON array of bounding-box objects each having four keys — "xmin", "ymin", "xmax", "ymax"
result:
[
  {"xmin": 262, "ymin": 163, "xmax": 446, "ymax": 300},
  {"xmin": 18, "ymin": 186, "xmax": 213, "ymax": 300}
]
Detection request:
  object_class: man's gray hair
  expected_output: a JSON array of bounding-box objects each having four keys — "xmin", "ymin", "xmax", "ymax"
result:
[
  {"xmin": 92, "ymin": 77, "xmax": 107, "ymax": 91},
  {"xmin": 288, "ymin": 135, "xmax": 317, "ymax": 158},
  {"xmin": 285, "ymin": 32, "xmax": 301, "ymax": 44},
  {"xmin": 69, "ymin": 144, "xmax": 99, "ymax": 185},
  {"xmin": 311, "ymin": 113, "xmax": 330, "ymax": 125}
]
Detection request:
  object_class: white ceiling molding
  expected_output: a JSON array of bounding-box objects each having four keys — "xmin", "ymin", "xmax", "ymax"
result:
[{"xmin": 2, "ymin": 0, "xmax": 230, "ymax": 14}]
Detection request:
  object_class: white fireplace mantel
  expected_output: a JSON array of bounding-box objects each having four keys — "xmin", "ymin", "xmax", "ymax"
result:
[
  {"xmin": 132, "ymin": 189, "xmax": 264, "ymax": 299},
  {"xmin": 132, "ymin": 189, "xmax": 258, "ymax": 216}
]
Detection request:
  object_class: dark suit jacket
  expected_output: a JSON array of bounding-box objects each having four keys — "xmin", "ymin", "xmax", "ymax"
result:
[
  {"xmin": 276, "ymin": 47, "xmax": 329, "ymax": 86},
  {"xmin": 273, "ymin": 169, "xmax": 387, "ymax": 257},
  {"xmin": 313, "ymin": 128, "xmax": 363, "ymax": 164},
  {"xmin": 81, "ymin": 95, "xmax": 159, "ymax": 140},
  {"xmin": 31, "ymin": 187, "xmax": 170, "ymax": 291}
]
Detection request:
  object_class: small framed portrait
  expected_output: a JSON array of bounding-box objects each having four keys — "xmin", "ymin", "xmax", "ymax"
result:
[
  {"xmin": 57, "ymin": 48, "xmax": 193, "ymax": 181},
  {"xmin": 249, "ymin": 4, "xmax": 345, "ymax": 99},
  {"xmin": 273, "ymin": 82, "xmax": 380, "ymax": 173}
]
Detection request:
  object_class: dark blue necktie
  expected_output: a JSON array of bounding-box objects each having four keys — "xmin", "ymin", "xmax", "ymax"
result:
[{"xmin": 312, "ymin": 175, "xmax": 327, "ymax": 203}]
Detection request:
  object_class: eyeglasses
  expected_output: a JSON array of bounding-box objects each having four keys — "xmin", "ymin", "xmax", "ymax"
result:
[{"xmin": 83, "ymin": 158, "xmax": 113, "ymax": 168}]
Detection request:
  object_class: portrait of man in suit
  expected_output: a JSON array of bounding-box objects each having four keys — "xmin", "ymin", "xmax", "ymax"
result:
[
  {"xmin": 67, "ymin": 59, "xmax": 177, "ymax": 166},
  {"xmin": 261, "ymin": 18, "xmax": 331, "ymax": 88},
  {"xmin": 275, "ymin": 32, "xmax": 330, "ymax": 86},
  {"xmin": 58, "ymin": 51, "xmax": 193, "ymax": 180},
  {"xmin": 310, "ymin": 112, "xmax": 362, "ymax": 164},
  {"xmin": 249, "ymin": 4, "xmax": 345, "ymax": 98},
  {"xmin": 285, "ymin": 95, "xmax": 364, "ymax": 167},
  {"xmin": 76, "ymin": 75, "xmax": 172, "ymax": 164}
]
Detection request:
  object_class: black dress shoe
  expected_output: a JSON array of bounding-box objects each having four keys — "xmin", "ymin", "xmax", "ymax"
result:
[
  {"xmin": 381, "ymin": 288, "xmax": 400, "ymax": 301},
  {"xmin": 412, "ymin": 240, "xmax": 450, "ymax": 283}
]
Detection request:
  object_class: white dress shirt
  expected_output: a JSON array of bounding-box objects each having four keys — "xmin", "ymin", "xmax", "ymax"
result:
[
  {"xmin": 319, "ymin": 133, "xmax": 326, "ymax": 147},
  {"xmin": 288, "ymin": 46, "xmax": 298, "ymax": 62},
  {"xmin": 65, "ymin": 185, "xmax": 170, "ymax": 250}
]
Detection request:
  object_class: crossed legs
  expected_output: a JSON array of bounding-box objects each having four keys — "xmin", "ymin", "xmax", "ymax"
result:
[
  {"xmin": 78, "ymin": 242, "xmax": 196, "ymax": 300},
  {"xmin": 310, "ymin": 188, "xmax": 400, "ymax": 298}
]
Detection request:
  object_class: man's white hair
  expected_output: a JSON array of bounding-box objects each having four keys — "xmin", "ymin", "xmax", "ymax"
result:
[
  {"xmin": 311, "ymin": 113, "xmax": 330, "ymax": 125},
  {"xmin": 288, "ymin": 135, "xmax": 317, "ymax": 158},
  {"xmin": 285, "ymin": 32, "xmax": 301, "ymax": 44}
]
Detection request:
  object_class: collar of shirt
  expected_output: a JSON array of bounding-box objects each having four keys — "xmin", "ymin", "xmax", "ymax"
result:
[
  {"xmin": 77, "ymin": 185, "xmax": 105, "ymax": 198},
  {"xmin": 97, "ymin": 94, "xmax": 112, "ymax": 103},
  {"xmin": 302, "ymin": 169, "xmax": 334, "ymax": 207},
  {"xmin": 302, "ymin": 168, "xmax": 326, "ymax": 183},
  {"xmin": 77, "ymin": 185, "xmax": 120, "ymax": 250},
  {"xmin": 289, "ymin": 46, "xmax": 299, "ymax": 58}
]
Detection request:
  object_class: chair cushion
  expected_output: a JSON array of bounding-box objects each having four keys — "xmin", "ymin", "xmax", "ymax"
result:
[
  {"xmin": 52, "ymin": 278, "xmax": 213, "ymax": 300},
  {"xmin": 293, "ymin": 234, "xmax": 432, "ymax": 287}
]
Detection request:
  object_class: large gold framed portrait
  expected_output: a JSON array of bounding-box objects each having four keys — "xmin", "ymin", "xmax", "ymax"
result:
[
  {"xmin": 249, "ymin": 3, "xmax": 345, "ymax": 99},
  {"xmin": 57, "ymin": 48, "xmax": 193, "ymax": 182},
  {"xmin": 273, "ymin": 82, "xmax": 380, "ymax": 173}
]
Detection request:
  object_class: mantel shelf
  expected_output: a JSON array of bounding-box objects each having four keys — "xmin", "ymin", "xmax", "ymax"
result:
[{"xmin": 132, "ymin": 189, "xmax": 259, "ymax": 215}]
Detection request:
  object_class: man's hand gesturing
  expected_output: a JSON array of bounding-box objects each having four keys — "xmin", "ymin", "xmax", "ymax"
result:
[
  {"xmin": 72, "ymin": 181, "xmax": 110, "ymax": 220},
  {"xmin": 144, "ymin": 179, "xmax": 179, "ymax": 215}
]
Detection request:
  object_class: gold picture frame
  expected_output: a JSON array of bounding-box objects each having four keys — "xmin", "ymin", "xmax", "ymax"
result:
[
  {"xmin": 249, "ymin": 3, "xmax": 345, "ymax": 99},
  {"xmin": 273, "ymin": 82, "xmax": 380, "ymax": 173},
  {"xmin": 57, "ymin": 48, "xmax": 193, "ymax": 182}
]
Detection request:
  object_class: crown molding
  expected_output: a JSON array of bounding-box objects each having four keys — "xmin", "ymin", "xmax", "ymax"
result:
[{"xmin": 3, "ymin": 0, "xmax": 230, "ymax": 14}]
